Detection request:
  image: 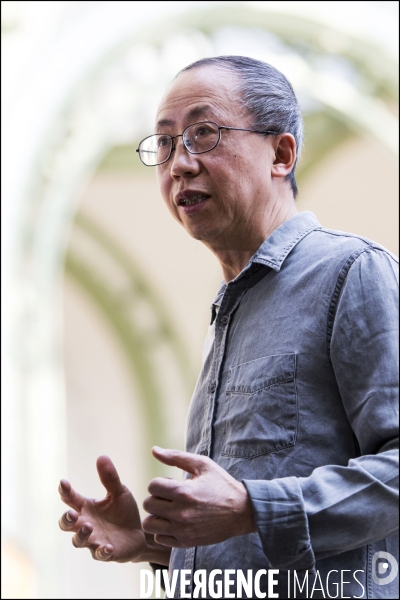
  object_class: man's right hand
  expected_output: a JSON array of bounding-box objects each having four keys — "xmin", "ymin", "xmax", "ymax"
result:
[{"xmin": 58, "ymin": 455, "xmax": 170, "ymax": 565}]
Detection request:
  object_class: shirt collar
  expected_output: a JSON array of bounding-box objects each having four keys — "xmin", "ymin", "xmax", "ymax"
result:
[
  {"xmin": 252, "ymin": 211, "xmax": 321, "ymax": 272},
  {"xmin": 210, "ymin": 212, "xmax": 321, "ymax": 312}
]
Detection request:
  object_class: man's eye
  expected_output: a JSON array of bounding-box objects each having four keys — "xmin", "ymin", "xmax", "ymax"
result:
[
  {"xmin": 196, "ymin": 126, "xmax": 212, "ymax": 137},
  {"xmin": 158, "ymin": 136, "xmax": 170, "ymax": 147}
]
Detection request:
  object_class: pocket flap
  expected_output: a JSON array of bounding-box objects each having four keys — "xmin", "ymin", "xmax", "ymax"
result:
[{"xmin": 228, "ymin": 353, "xmax": 296, "ymax": 393}]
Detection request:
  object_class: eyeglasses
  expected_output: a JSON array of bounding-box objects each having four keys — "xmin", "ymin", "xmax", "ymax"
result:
[{"xmin": 136, "ymin": 121, "xmax": 278, "ymax": 166}]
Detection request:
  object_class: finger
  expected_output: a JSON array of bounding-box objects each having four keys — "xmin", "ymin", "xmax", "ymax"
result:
[
  {"xmin": 143, "ymin": 494, "xmax": 173, "ymax": 516},
  {"xmin": 152, "ymin": 447, "xmax": 208, "ymax": 476},
  {"xmin": 71, "ymin": 522, "xmax": 93, "ymax": 548},
  {"xmin": 59, "ymin": 509, "xmax": 79, "ymax": 531},
  {"xmin": 59, "ymin": 479, "xmax": 85, "ymax": 510},
  {"xmin": 142, "ymin": 515, "xmax": 172, "ymax": 536},
  {"xmin": 147, "ymin": 477, "xmax": 180, "ymax": 500},
  {"xmin": 96, "ymin": 456, "xmax": 125, "ymax": 496},
  {"xmin": 154, "ymin": 534, "xmax": 182, "ymax": 548},
  {"xmin": 93, "ymin": 544, "xmax": 114, "ymax": 561}
]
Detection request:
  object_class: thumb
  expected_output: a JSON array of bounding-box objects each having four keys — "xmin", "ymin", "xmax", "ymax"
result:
[
  {"xmin": 152, "ymin": 447, "xmax": 208, "ymax": 476},
  {"xmin": 96, "ymin": 455, "xmax": 125, "ymax": 496}
]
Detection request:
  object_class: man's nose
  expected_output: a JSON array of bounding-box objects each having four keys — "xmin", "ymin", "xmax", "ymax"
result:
[{"xmin": 170, "ymin": 138, "xmax": 201, "ymax": 178}]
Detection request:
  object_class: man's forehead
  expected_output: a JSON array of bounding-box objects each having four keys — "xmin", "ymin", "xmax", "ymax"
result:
[
  {"xmin": 156, "ymin": 66, "xmax": 243, "ymax": 128},
  {"xmin": 156, "ymin": 104, "xmax": 219, "ymax": 129}
]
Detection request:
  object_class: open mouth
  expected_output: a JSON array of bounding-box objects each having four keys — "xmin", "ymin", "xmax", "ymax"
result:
[{"xmin": 179, "ymin": 195, "xmax": 210, "ymax": 207}]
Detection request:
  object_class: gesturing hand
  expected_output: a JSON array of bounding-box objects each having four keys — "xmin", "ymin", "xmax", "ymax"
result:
[
  {"xmin": 59, "ymin": 456, "xmax": 148, "ymax": 563},
  {"xmin": 142, "ymin": 447, "xmax": 257, "ymax": 548}
]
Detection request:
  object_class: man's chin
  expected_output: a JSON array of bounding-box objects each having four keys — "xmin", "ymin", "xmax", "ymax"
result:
[{"xmin": 182, "ymin": 225, "xmax": 211, "ymax": 242}]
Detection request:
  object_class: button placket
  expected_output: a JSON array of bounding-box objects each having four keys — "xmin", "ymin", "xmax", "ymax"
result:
[
  {"xmin": 199, "ymin": 311, "xmax": 229, "ymax": 459},
  {"xmin": 202, "ymin": 282, "xmax": 249, "ymax": 455},
  {"xmin": 182, "ymin": 276, "xmax": 251, "ymax": 589}
]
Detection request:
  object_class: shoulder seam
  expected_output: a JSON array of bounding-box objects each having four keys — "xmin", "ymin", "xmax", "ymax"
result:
[{"xmin": 315, "ymin": 229, "xmax": 399, "ymax": 263}]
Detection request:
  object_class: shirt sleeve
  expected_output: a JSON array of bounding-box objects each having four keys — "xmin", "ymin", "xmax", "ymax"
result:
[{"xmin": 244, "ymin": 247, "xmax": 399, "ymax": 569}]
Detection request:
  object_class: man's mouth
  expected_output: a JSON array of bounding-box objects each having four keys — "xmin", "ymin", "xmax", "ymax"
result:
[{"xmin": 179, "ymin": 195, "xmax": 209, "ymax": 207}]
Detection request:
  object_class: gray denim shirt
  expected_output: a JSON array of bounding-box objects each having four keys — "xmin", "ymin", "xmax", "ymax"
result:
[{"xmin": 169, "ymin": 211, "xmax": 399, "ymax": 599}]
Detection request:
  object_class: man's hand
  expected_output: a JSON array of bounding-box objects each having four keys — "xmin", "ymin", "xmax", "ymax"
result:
[
  {"xmin": 142, "ymin": 447, "xmax": 257, "ymax": 548},
  {"xmin": 58, "ymin": 455, "xmax": 170, "ymax": 565}
]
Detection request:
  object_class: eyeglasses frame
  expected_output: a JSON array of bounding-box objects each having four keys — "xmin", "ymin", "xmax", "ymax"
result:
[{"xmin": 136, "ymin": 121, "xmax": 279, "ymax": 166}]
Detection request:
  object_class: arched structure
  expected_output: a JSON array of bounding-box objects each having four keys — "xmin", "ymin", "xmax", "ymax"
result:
[{"xmin": 2, "ymin": 2, "xmax": 398, "ymax": 597}]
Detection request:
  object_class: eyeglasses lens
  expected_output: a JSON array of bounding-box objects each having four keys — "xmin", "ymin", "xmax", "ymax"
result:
[
  {"xmin": 184, "ymin": 122, "xmax": 219, "ymax": 154},
  {"xmin": 139, "ymin": 135, "xmax": 172, "ymax": 166},
  {"xmin": 139, "ymin": 122, "xmax": 220, "ymax": 166}
]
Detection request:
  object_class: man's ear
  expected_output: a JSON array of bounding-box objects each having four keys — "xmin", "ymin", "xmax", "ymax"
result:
[{"xmin": 271, "ymin": 133, "xmax": 297, "ymax": 178}]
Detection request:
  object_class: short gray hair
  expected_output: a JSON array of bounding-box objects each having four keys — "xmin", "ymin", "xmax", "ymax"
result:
[{"xmin": 179, "ymin": 56, "xmax": 304, "ymax": 198}]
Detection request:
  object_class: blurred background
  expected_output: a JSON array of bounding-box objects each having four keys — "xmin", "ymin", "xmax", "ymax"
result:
[{"xmin": 1, "ymin": 1, "xmax": 398, "ymax": 598}]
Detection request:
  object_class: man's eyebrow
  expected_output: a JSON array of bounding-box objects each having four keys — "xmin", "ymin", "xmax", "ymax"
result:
[
  {"xmin": 156, "ymin": 118, "xmax": 175, "ymax": 130},
  {"xmin": 156, "ymin": 105, "xmax": 215, "ymax": 131},
  {"xmin": 186, "ymin": 105, "xmax": 213, "ymax": 121}
]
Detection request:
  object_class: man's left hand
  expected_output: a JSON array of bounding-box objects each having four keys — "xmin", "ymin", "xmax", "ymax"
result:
[{"xmin": 142, "ymin": 447, "xmax": 257, "ymax": 548}]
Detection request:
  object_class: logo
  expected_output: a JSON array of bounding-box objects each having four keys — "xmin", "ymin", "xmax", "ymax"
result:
[{"xmin": 372, "ymin": 551, "xmax": 398, "ymax": 586}]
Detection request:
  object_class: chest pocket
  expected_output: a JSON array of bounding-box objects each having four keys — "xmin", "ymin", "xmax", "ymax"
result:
[{"xmin": 222, "ymin": 353, "xmax": 297, "ymax": 459}]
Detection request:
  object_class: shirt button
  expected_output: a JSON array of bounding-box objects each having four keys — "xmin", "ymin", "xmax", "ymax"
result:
[
  {"xmin": 221, "ymin": 315, "xmax": 229, "ymax": 325},
  {"xmin": 209, "ymin": 382, "xmax": 216, "ymax": 393},
  {"xmin": 200, "ymin": 450, "xmax": 208, "ymax": 456}
]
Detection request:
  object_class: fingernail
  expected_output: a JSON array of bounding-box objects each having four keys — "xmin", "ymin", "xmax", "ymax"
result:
[
  {"xmin": 65, "ymin": 512, "xmax": 73, "ymax": 523},
  {"xmin": 81, "ymin": 526, "xmax": 90, "ymax": 535},
  {"xmin": 153, "ymin": 446, "xmax": 164, "ymax": 452},
  {"xmin": 103, "ymin": 547, "xmax": 112, "ymax": 555}
]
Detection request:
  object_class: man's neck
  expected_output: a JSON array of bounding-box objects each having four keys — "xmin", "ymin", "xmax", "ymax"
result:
[{"xmin": 211, "ymin": 201, "xmax": 298, "ymax": 283}]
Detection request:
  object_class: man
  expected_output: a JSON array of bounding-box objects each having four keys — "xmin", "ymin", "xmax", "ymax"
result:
[{"xmin": 59, "ymin": 56, "xmax": 399, "ymax": 598}]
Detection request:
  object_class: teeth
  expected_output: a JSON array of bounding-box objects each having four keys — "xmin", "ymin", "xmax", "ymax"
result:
[{"xmin": 182, "ymin": 195, "xmax": 207, "ymax": 206}]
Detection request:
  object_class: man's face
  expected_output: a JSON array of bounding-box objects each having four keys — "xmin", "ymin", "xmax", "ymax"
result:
[{"xmin": 156, "ymin": 66, "xmax": 276, "ymax": 250}]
